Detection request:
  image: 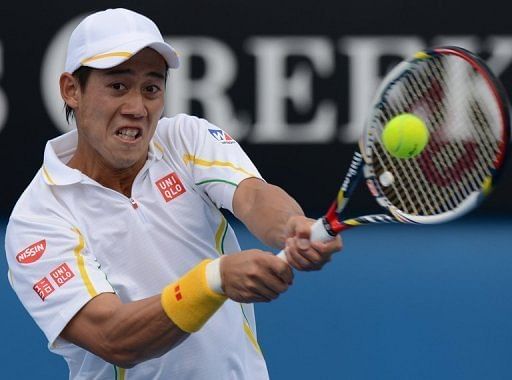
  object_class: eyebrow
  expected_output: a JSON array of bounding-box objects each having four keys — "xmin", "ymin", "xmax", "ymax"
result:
[{"xmin": 103, "ymin": 68, "xmax": 165, "ymax": 80}]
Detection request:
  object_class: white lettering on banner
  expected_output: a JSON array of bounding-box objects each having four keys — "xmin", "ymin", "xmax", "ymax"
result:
[
  {"xmin": 38, "ymin": 24, "xmax": 512, "ymax": 142},
  {"xmin": 164, "ymin": 37, "xmax": 246, "ymax": 139},
  {"xmin": 0, "ymin": 42, "xmax": 8, "ymax": 134},
  {"xmin": 246, "ymin": 37, "xmax": 336, "ymax": 142},
  {"xmin": 477, "ymin": 37, "xmax": 512, "ymax": 77},
  {"xmin": 338, "ymin": 36, "xmax": 424, "ymax": 142}
]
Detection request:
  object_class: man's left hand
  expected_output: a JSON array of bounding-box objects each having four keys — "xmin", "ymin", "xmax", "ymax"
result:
[{"xmin": 283, "ymin": 215, "xmax": 342, "ymax": 271}]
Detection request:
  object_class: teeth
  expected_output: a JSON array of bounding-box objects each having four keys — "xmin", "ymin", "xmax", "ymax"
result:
[{"xmin": 117, "ymin": 128, "xmax": 139, "ymax": 138}]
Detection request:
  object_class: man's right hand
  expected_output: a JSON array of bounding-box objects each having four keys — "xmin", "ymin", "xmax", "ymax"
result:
[{"xmin": 220, "ymin": 250, "xmax": 293, "ymax": 303}]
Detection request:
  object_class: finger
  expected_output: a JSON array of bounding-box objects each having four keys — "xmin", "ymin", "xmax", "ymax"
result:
[
  {"xmin": 288, "ymin": 237, "xmax": 326, "ymax": 269},
  {"xmin": 285, "ymin": 238, "xmax": 311, "ymax": 269},
  {"xmin": 248, "ymin": 274, "xmax": 291, "ymax": 301},
  {"xmin": 269, "ymin": 258, "xmax": 294, "ymax": 285},
  {"xmin": 285, "ymin": 244, "xmax": 321, "ymax": 272},
  {"xmin": 286, "ymin": 215, "xmax": 316, "ymax": 240},
  {"xmin": 311, "ymin": 235, "xmax": 343, "ymax": 254}
]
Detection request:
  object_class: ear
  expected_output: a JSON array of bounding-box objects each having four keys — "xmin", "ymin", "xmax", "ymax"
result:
[{"xmin": 60, "ymin": 73, "xmax": 80, "ymax": 110}]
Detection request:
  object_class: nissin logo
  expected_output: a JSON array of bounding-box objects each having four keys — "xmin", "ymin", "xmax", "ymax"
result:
[
  {"xmin": 208, "ymin": 129, "xmax": 235, "ymax": 144},
  {"xmin": 16, "ymin": 240, "xmax": 47, "ymax": 264}
]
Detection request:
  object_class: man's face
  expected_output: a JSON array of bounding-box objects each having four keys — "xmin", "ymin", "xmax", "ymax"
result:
[{"xmin": 74, "ymin": 48, "xmax": 167, "ymax": 170}]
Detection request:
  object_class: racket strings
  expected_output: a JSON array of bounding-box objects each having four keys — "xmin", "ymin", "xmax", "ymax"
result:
[
  {"xmin": 422, "ymin": 58, "xmax": 484, "ymax": 199},
  {"xmin": 439, "ymin": 67, "xmax": 500, "ymax": 192},
  {"xmin": 374, "ymin": 61, "xmax": 456, "ymax": 214},
  {"xmin": 369, "ymin": 54, "xmax": 502, "ymax": 216},
  {"xmin": 375, "ymin": 91, "xmax": 435, "ymax": 215},
  {"xmin": 429, "ymin": 57, "xmax": 497, "ymax": 184}
]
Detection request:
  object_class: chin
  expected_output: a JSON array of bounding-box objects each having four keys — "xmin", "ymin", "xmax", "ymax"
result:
[{"xmin": 110, "ymin": 156, "xmax": 144, "ymax": 170}]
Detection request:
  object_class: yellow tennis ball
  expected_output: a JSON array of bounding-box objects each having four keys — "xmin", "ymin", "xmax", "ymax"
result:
[{"xmin": 382, "ymin": 114, "xmax": 429, "ymax": 159}]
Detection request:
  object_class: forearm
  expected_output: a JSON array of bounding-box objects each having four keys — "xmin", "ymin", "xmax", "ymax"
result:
[
  {"xmin": 101, "ymin": 295, "xmax": 188, "ymax": 367},
  {"xmin": 234, "ymin": 179, "xmax": 304, "ymax": 249},
  {"xmin": 62, "ymin": 293, "xmax": 188, "ymax": 368}
]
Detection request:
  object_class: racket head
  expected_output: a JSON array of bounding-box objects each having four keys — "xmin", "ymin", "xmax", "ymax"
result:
[{"xmin": 360, "ymin": 46, "xmax": 510, "ymax": 224}]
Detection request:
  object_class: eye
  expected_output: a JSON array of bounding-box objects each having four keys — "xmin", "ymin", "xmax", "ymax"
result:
[
  {"xmin": 110, "ymin": 83, "xmax": 127, "ymax": 91},
  {"xmin": 145, "ymin": 84, "xmax": 161, "ymax": 94}
]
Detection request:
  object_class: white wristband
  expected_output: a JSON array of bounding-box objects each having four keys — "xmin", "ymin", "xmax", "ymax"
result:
[{"xmin": 205, "ymin": 257, "xmax": 224, "ymax": 295}]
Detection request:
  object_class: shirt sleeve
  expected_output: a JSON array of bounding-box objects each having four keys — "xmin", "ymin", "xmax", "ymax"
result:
[
  {"xmin": 5, "ymin": 214, "xmax": 115, "ymax": 347},
  {"xmin": 159, "ymin": 114, "xmax": 264, "ymax": 212}
]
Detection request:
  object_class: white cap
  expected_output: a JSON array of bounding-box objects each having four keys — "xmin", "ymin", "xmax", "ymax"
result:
[{"xmin": 65, "ymin": 8, "xmax": 179, "ymax": 73}]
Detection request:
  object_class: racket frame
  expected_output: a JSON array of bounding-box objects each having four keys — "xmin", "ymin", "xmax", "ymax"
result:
[{"xmin": 324, "ymin": 46, "xmax": 510, "ymax": 235}]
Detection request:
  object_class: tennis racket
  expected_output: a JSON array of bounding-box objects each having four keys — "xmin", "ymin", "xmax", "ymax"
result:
[{"xmin": 278, "ymin": 46, "xmax": 510, "ymax": 259}]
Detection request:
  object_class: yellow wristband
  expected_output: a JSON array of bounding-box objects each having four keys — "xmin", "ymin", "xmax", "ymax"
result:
[{"xmin": 161, "ymin": 259, "xmax": 227, "ymax": 333}]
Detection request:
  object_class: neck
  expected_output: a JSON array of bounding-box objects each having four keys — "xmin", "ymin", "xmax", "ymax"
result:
[{"xmin": 67, "ymin": 153, "xmax": 145, "ymax": 198}]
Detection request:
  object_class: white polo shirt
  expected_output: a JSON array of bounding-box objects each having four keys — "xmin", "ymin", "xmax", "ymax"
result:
[{"xmin": 5, "ymin": 114, "xmax": 269, "ymax": 380}]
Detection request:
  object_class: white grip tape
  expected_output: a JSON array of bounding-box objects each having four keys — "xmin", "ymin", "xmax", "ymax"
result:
[{"xmin": 276, "ymin": 218, "xmax": 334, "ymax": 262}]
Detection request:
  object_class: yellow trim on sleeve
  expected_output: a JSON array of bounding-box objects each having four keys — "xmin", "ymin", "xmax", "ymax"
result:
[
  {"xmin": 182, "ymin": 154, "xmax": 257, "ymax": 178},
  {"xmin": 115, "ymin": 366, "xmax": 126, "ymax": 380},
  {"xmin": 42, "ymin": 166, "xmax": 56, "ymax": 185},
  {"xmin": 243, "ymin": 320, "xmax": 262, "ymax": 355},
  {"xmin": 214, "ymin": 216, "xmax": 228, "ymax": 256},
  {"xmin": 71, "ymin": 227, "xmax": 97, "ymax": 298},
  {"xmin": 153, "ymin": 141, "xmax": 164, "ymax": 153},
  {"xmin": 81, "ymin": 51, "xmax": 133, "ymax": 65}
]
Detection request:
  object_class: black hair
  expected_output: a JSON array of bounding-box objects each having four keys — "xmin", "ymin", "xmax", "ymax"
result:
[{"xmin": 64, "ymin": 66, "xmax": 93, "ymax": 123}]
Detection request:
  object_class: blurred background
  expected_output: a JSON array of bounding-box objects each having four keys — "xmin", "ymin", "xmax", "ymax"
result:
[{"xmin": 1, "ymin": 0, "xmax": 511, "ymax": 379}]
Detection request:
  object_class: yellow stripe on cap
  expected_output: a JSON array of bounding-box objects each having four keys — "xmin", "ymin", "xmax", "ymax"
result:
[
  {"xmin": 72, "ymin": 227, "xmax": 97, "ymax": 298},
  {"xmin": 81, "ymin": 51, "xmax": 133, "ymax": 65},
  {"xmin": 183, "ymin": 154, "xmax": 257, "ymax": 178}
]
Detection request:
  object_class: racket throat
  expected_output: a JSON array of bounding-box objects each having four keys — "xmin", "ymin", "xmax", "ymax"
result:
[{"xmin": 324, "ymin": 203, "xmax": 347, "ymax": 235}]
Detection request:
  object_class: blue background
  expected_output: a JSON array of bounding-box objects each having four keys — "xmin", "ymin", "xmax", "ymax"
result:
[{"xmin": 2, "ymin": 217, "xmax": 511, "ymax": 379}]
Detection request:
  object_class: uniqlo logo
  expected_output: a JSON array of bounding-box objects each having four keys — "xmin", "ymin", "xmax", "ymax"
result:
[
  {"xmin": 33, "ymin": 277, "xmax": 55, "ymax": 301},
  {"xmin": 50, "ymin": 263, "xmax": 75, "ymax": 287},
  {"xmin": 156, "ymin": 172, "xmax": 186, "ymax": 202}
]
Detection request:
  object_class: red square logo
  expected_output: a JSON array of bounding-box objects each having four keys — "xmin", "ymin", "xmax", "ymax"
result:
[
  {"xmin": 156, "ymin": 172, "xmax": 186, "ymax": 202},
  {"xmin": 50, "ymin": 263, "xmax": 75, "ymax": 287},
  {"xmin": 33, "ymin": 277, "xmax": 55, "ymax": 301}
]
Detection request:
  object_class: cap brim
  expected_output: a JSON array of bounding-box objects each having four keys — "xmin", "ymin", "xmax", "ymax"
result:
[{"xmin": 82, "ymin": 38, "xmax": 179, "ymax": 70}]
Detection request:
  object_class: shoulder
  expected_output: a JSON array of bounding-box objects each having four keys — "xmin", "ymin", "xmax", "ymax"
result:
[
  {"xmin": 156, "ymin": 114, "xmax": 217, "ymax": 138},
  {"xmin": 8, "ymin": 168, "xmax": 74, "ymax": 233},
  {"xmin": 154, "ymin": 114, "xmax": 224, "ymax": 153},
  {"xmin": 10, "ymin": 169, "xmax": 48, "ymax": 217}
]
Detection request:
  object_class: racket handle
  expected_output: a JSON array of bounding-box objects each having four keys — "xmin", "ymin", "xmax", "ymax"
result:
[{"xmin": 276, "ymin": 218, "xmax": 335, "ymax": 262}]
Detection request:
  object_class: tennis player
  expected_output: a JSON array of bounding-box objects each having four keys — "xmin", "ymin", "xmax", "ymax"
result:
[{"xmin": 5, "ymin": 8, "xmax": 341, "ymax": 379}]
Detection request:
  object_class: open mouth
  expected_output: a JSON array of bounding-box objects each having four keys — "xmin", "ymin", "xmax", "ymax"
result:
[{"xmin": 116, "ymin": 127, "xmax": 142, "ymax": 142}]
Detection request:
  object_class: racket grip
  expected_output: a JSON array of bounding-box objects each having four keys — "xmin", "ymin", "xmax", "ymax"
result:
[{"xmin": 276, "ymin": 218, "xmax": 334, "ymax": 262}]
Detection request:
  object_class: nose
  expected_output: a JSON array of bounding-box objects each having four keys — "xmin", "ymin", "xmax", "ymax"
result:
[{"xmin": 121, "ymin": 90, "xmax": 148, "ymax": 118}]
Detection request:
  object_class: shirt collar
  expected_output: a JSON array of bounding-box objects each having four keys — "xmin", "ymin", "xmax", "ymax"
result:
[
  {"xmin": 42, "ymin": 130, "xmax": 82, "ymax": 186},
  {"xmin": 42, "ymin": 129, "xmax": 164, "ymax": 186}
]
